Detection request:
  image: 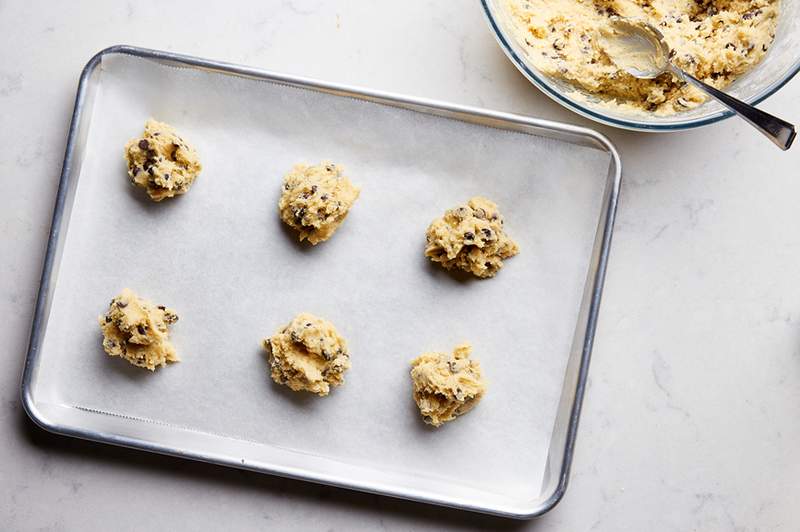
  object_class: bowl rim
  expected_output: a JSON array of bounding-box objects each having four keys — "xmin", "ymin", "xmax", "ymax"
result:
[{"xmin": 480, "ymin": 0, "xmax": 800, "ymax": 132}]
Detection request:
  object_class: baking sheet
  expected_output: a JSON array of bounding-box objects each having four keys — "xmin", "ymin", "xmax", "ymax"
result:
[{"xmin": 30, "ymin": 52, "xmax": 612, "ymax": 509}]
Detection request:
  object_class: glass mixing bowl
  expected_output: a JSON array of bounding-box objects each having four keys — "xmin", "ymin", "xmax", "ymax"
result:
[{"xmin": 481, "ymin": 0, "xmax": 800, "ymax": 131}]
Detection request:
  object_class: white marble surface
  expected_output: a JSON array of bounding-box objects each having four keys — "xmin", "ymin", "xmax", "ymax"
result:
[{"xmin": 2, "ymin": 1, "xmax": 799, "ymax": 530}]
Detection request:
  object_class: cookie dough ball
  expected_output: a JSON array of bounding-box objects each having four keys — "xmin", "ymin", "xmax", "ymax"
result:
[
  {"xmin": 124, "ymin": 119, "xmax": 202, "ymax": 201},
  {"xmin": 98, "ymin": 288, "xmax": 180, "ymax": 371},
  {"xmin": 425, "ymin": 197, "xmax": 519, "ymax": 278},
  {"xmin": 262, "ymin": 313, "xmax": 351, "ymax": 396},
  {"xmin": 410, "ymin": 343, "xmax": 486, "ymax": 427},
  {"xmin": 278, "ymin": 162, "xmax": 360, "ymax": 245}
]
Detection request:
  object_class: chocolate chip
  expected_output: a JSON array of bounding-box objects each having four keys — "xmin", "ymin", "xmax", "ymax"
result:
[
  {"xmin": 310, "ymin": 185, "xmax": 317, "ymax": 194},
  {"xmin": 104, "ymin": 315, "xmax": 112, "ymax": 323},
  {"xmin": 320, "ymin": 194, "xmax": 328, "ymax": 201},
  {"xmin": 137, "ymin": 325, "xmax": 146, "ymax": 334},
  {"xmin": 464, "ymin": 231, "xmax": 475, "ymax": 240},
  {"xmin": 306, "ymin": 322, "xmax": 312, "ymax": 327},
  {"xmin": 132, "ymin": 166, "xmax": 140, "ymax": 176},
  {"xmin": 148, "ymin": 167, "xmax": 155, "ymax": 176},
  {"xmin": 484, "ymin": 262, "xmax": 491, "ymax": 268},
  {"xmin": 157, "ymin": 305, "xmax": 166, "ymax": 310},
  {"xmin": 163, "ymin": 173, "xmax": 170, "ymax": 180},
  {"xmin": 138, "ymin": 139, "xmax": 149, "ymax": 150},
  {"xmin": 482, "ymin": 228, "xmax": 492, "ymax": 238}
]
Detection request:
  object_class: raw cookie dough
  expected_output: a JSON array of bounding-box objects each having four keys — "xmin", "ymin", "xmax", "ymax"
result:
[
  {"xmin": 124, "ymin": 119, "xmax": 202, "ymax": 201},
  {"xmin": 278, "ymin": 162, "xmax": 360, "ymax": 245},
  {"xmin": 425, "ymin": 196, "xmax": 519, "ymax": 279},
  {"xmin": 98, "ymin": 288, "xmax": 180, "ymax": 371},
  {"xmin": 502, "ymin": 0, "xmax": 780, "ymax": 114},
  {"xmin": 410, "ymin": 343, "xmax": 486, "ymax": 427},
  {"xmin": 262, "ymin": 313, "xmax": 351, "ymax": 396}
]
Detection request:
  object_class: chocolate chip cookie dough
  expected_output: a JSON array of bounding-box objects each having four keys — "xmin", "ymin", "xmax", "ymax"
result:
[
  {"xmin": 124, "ymin": 119, "xmax": 202, "ymax": 201},
  {"xmin": 502, "ymin": 0, "xmax": 780, "ymax": 114},
  {"xmin": 98, "ymin": 288, "xmax": 180, "ymax": 371},
  {"xmin": 425, "ymin": 197, "xmax": 519, "ymax": 279},
  {"xmin": 278, "ymin": 162, "xmax": 360, "ymax": 245},
  {"xmin": 262, "ymin": 313, "xmax": 351, "ymax": 396},
  {"xmin": 410, "ymin": 343, "xmax": 486, "ymax": 427}
]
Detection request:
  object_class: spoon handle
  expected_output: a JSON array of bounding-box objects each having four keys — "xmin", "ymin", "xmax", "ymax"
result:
[{"xmin": 671, "ymin": 65, "xmax": 796, "ymax": 151}]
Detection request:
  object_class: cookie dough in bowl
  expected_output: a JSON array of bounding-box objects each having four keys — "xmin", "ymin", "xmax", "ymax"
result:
[
  {"xmin": 278, "ymin": 162, "xmax": 360, "ymax": 245},
  {"xmin": 410, "ymin": 343, "xmax": 486, "ymax": 427},
  {"xmin": 262, "ymin": 313, "xmax": 351, "ymax": 396},
  {"xmin": 124, "ymin": 119, "xmax": 202, "ymax": 201},
  {"xmin": 98, "ymin": 288, "xmax": 180, "ymax": 371},
  {"xmin": 482, "ymin": 0, "xmax": 800, "ymax": 131},
  {"xmin": 501, "ymin": 0, "xmax": 780, "ymax": 115}
]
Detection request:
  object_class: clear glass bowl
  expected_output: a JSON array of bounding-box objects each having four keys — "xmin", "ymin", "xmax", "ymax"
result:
[{"xmin": 481, "ymin": 0, "xmax": 800, "ymax": 131}]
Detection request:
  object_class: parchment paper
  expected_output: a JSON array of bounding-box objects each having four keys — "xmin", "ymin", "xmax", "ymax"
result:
[{"xmin": 35, "ymin": 53, "xmax": 611, "ymax": 499}]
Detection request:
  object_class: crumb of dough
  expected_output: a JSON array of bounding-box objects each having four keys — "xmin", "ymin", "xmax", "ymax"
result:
[
  {"xmin": 124, "ymin": 119, "xmax": 202, "ymax": 201},
  {"xmin": 98, "ymin": 288, "xmax": 180, "ymax": 371},
  {"xmin": 410, "ymin": 343, "xmax": 486, "ymax": 427},
  {"xmin": 262, "ymin": 313, "xmax": 351, "ymax": 396},
  {"xmin": 502, "ymin": 0, "xmax": 780, "ymax": 115},
  {"xmin": 425, "ymin": 196, "xmax": 519, "ymax": 278},
  {"xmin": 278, "ymin": 162, "xmax": 360, "ymax": 245}
]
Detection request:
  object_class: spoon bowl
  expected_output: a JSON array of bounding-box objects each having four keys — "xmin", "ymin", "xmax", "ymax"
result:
[{"xmin": 603, "ymin": 18, "xmax": 670, "ymax": 79}]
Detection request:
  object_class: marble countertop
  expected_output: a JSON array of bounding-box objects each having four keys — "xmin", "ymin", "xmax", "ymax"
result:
[{"xmin": 2, "ymin": 1, "xmax": 799, "ymax": 530}]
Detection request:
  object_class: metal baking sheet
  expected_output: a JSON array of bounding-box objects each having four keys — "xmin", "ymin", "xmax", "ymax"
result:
[{"xmin": 21, "ymin": 46, "xmax": 621, "ymax": 519}]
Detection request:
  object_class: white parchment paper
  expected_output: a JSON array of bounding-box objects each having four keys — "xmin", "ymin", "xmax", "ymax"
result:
[{"xmin": 35, "ymin": 53, "xmax": 611, "ymax": 499}]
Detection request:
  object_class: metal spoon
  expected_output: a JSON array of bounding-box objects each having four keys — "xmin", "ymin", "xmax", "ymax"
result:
[{"xmin": 603, "ymin": 18, "xmax": 796, "ymax": 150}]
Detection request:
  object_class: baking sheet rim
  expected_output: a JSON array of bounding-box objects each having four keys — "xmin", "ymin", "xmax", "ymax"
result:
[{"xmin": 20, "ymin": 44, "xmax": 622, "ymax": 519}]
